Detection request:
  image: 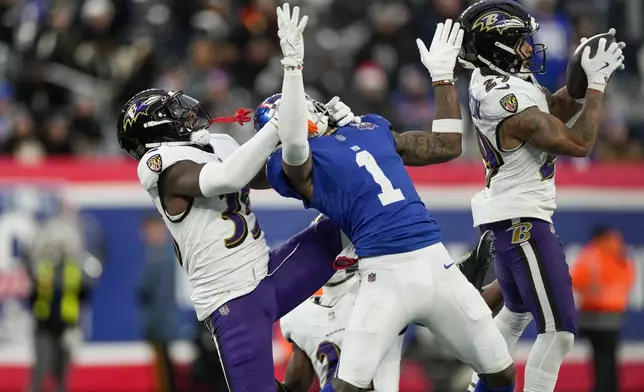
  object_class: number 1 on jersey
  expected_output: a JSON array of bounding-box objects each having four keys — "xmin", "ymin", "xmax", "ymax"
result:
[{"xmin": 355, "ymin": 150, "xmax": 404, "ymax": 206}]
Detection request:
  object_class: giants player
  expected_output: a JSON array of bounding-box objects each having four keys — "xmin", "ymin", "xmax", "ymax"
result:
[
  {"xmin": 280, "ymin": 216, "xmax": 499, "ymax": 392},
  {"xmin": 265, "ymin": 4, "xmax": 515, "ymax": 392},
  {"xmin": 457, "ymin": 1, "xmax": 625, "ymax": 391},
  {"xmin": 116, "ymin": 87, "xmax": 343, "ymax": 392}
]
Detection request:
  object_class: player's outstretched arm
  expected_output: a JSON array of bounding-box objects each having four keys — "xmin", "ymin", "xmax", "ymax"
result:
[
  {"xmin": 393, "ymin": 130, "xmax": 461, "ymax": 165},
  {"xmin": 160, "ymin": 121, "xmax": 279, "ymax": 198},
  {"xmin": 283, "ymin": 342, "xmax": 316, "ymax": 392},
  {"xmin": 500, "ymin": 91, "xmax": 603, "ymax": 157},
  {"xmin": 275, "ymin": 4, "xmax": 314, "ymax": 190},
  {"xmin": 504, "ymin": 36, "xmax": 624, "ymax": 157},
  {"xmin": 395, "ymin": 20, "xmax": 464, "ymax": 166}
]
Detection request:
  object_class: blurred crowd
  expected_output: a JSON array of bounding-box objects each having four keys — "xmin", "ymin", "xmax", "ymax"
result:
[{"xmin": 0, "ymin": 0, "xmax": 643, "ymax": 162}]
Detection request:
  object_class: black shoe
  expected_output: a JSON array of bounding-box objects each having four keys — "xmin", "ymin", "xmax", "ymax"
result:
[{"xmin": 458, "ymin": 230, "xmax": 495, "ymax": 290}]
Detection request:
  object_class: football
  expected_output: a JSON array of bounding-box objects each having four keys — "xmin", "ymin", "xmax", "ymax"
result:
[{"xmin": 565, "ymin": 32, "xmax": 616, "ymax": 100}]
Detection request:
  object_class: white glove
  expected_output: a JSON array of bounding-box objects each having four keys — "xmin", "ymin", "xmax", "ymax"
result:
[
  {"xmin": 581, "ymin": 28, "xmax": 625, "ymax": 92},
  {"xmin": 276, "ymin": 3, "xmax": 308, "ymax": 68},
  {"xmin": 417, "ymin": 19, "xmax": 464, "ymax": 83},
  {"xmin": 325, "ymin": 96, "xmax": 360, "ymax": 127}
]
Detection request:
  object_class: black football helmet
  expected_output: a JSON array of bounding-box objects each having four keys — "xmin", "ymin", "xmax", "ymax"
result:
[
  {"xmin": 116, "ymin": 89, "xmax": 213, "ymax": 160},
  {"xmin": 458, "ymin": 0, "xmax": 546, "ymax": 75}
]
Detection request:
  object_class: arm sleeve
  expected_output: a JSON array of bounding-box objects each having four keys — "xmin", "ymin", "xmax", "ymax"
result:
[
  {"xmin": 278, "ymin": 68, "xmax": 310, "ymax": 166},
  {"xmin": 199, "ymin": 121, "xmax": 280, "ymax": 197}
]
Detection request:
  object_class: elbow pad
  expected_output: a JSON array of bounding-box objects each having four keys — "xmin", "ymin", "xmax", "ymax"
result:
[{"xmin": 282, "ymin": 142, "xmax": 310, "ymax": 166}]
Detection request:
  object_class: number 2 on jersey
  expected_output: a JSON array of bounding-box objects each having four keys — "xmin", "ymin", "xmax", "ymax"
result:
[
  {"xmin": 221, "ymin": 187, "xmax": 262, "ymax": 249},
  {"xmin": 355, "ymin": 150, "xmax": 404, "ymax": 206},
  {"xmin": 316, "ymin": 341, "xmax": 374, "ymax": 390}
]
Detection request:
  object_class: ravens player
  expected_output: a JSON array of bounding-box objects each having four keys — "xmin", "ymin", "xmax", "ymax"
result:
[
  {"xmin": 260, "ymin": 4, "xmax": 516, "ymax": 392},
  {"xmin": 457, "ymin": 1, "xmax": 625, "ymax": 391},
  {"xmin": 116, "ymin": 88, "xmax": 346, "ymax": 392}
]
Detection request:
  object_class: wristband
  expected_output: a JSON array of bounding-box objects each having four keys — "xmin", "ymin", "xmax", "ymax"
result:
[
  {"xmin": 432, "ymin": 78, "xmax": 458, "ymax": 87},
  {"xmin": 432, "ymin": 119, "xmax": 463, "ymax": 134}
]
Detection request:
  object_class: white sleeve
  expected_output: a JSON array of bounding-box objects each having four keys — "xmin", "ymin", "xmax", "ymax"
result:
[
  {"xmin": 198, "ymin": 121, "xmax": 280, "ymax": 197},
  {"xmin": 277, "ymin": 67, "xmax": 310, "ymax": 166}
]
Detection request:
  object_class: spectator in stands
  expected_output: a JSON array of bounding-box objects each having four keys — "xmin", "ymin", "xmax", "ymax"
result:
[
  {"xmin": 572, "ymin": 227, "xmax": 635, "ymax": 392},
  {"xmin": 228, "ymin": 0, "xmax": 279, "ymax": 92},
  {"xmin": 0, "ymin": 110, "xmax": 44, "ymax": 161},
  {"xmin": 138, "ymin": 215, "xmax": 178, "ymax": 392},
  {"xmin": 391, "ymin": 64, "xmax": 436, "ymax": 132},
  {"xmin": 0, "ymin": 82, "xmax": 15, "ymax": 140},
  {"xmin": 594, "ymin": 101, "xmax": 644, "ymax": 161},
  {"xmin": 0, "ymin": 0, "xmax": 642, "ymax": 162},
  {"xmin": 345, "ymin": 62, "xmax": 396, "ymax": 126},
  {"xmin": 354, "ymin": 1, "xmax": 416, "ymax": 87},
  {"xmin": 70, "ymin": 96, "xmax": 104, "ymax": 154},
  {"xmin": 42, "ymin": 115, "xmax": 73, "ymax": 156}
]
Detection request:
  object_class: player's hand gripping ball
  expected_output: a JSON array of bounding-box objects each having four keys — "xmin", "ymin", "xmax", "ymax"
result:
[{"xmin": 566, "ymin": 29, "xmax": 625, "ymax": 100}]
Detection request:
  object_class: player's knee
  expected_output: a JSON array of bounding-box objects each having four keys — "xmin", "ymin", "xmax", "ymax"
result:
[
  {"xmin": 535, "ymin": 330, "xmax": 574, "ymax": 360},
  {"xmin": 495, "ymin": 306, "xmax": 532, "ymax": 337},
  {"xmin": 479, "ymin": 363, "xmax": 515, "ymax": 387}
]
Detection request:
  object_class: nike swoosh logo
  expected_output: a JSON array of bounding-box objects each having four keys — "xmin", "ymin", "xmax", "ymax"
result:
[
  {"xmin": 598, "ymin": 62, "xmax": 610, "ymax": 71},
  {"xmin": 444, "ymin": 262, "xmax": 454, "ymax": 269}
]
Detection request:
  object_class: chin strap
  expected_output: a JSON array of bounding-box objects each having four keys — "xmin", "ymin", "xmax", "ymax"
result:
[{"xmin": 210, "ymin": 108, "xmax": 253, "ymax": 126}]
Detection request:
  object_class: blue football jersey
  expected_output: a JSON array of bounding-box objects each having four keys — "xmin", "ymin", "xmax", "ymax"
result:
[{"xmin": 266, "ymin": 114, "xmax": 441, "ymax": 257}]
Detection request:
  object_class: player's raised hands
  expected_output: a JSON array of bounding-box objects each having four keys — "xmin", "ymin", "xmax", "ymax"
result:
[
  {"xmin": 417, "ymin": 19, "xmax": 464, "ymax": 83},
  {"xmin": 277, "ymin": 3, "xmax": 308, "ymax": 68}
]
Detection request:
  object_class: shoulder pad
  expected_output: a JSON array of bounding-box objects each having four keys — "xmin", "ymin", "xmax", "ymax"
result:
[
  {"xmin": 137, "ymin": 145, "xmax": 212, "ymax": 191},
  {"xmin": 209, "ymin": 133, "xmax": 241, "ymax": 161},
  {"xmin": 473, "ymin": 77, "xmax": 542, "ymax": 120}
]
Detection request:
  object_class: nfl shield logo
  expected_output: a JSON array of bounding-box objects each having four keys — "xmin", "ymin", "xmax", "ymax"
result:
[
  {"xmin": 367, "ymin": 273, "xmax": 376, "ymax": 283},
  {"xmin": 219, "ymin": 305, "xmax": 230, "ymax": 316}
]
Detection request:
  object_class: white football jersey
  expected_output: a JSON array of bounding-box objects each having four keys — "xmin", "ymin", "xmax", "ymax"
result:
[
  {"xmin": 280, "ymin": 279, "xmax": 403, "ymax": 392},
  {"xmin": 468, "ymin": 68, "xmax": 557, "ymax": 226},
  {"xmin": 137, "ymin": 134, "xmax": 269, "ymax": 321}
]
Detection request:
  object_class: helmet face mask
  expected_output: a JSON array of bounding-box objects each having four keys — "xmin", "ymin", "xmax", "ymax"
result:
[
  {"xmin": 458, "ymin": 0, "xmax": 547, "ymax": 76},
  {"xmin": 305, "ymin": 97, "xmax": 330, "ymax": 137},
  {"xmin": 116, "ymin": 89, "xmax": 212, "ymax": 160},
  {"xmin": 254, "ymin": 93, "xmax": 332, "ymax": 138}
]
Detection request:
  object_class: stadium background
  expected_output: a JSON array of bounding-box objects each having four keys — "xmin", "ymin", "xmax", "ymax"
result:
[{"xmin": 0, "ymin": 0, "xmax": 643, "ymax": 391}]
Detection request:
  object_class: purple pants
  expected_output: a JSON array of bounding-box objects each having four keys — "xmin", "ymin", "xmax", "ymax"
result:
[
  {"xmin": 204, "ymin": 219, "xmax": 341, "ymax": 392},
  {"xmin": 481, "ymin": 218, "xmax": 577, "ymax": 335}
]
